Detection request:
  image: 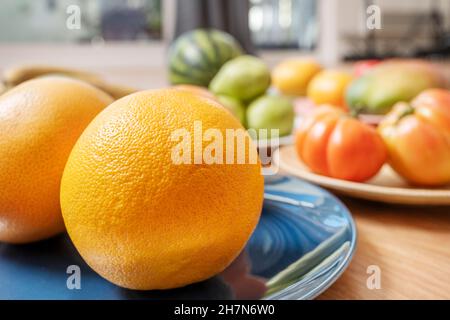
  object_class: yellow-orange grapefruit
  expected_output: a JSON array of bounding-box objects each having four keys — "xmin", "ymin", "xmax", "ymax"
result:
[
  {"xmin": 272, "ymin": 58, "xmax": 322, "ymax": 96},
  {"xmin": 0, "ymin": 76, "xmax": 113, "ymax": 243},
  {"xmin": 60, "ymin": 89, "xmax": 264, "ymax": 290}
]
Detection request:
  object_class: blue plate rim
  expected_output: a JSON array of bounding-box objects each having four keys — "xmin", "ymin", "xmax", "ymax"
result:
[{"xmin": 263, "ymin": 180, "xmax": 358, "ymax": 300}]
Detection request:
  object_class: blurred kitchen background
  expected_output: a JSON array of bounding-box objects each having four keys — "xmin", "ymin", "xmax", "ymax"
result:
[{"xmin": 0, "ymin": 0, "xmax": 449, "ymax": 88}]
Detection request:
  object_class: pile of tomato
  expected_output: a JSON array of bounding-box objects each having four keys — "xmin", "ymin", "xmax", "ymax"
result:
[{"xmin": 295, "ymin": 89, "xmax": 450, "ymax": 186}]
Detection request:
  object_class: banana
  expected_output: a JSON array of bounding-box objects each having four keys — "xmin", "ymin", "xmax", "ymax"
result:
[
  {"xmin": 83, "ymin": 78, "xmax": 137, "ymax": 100},
  {"xmin": 0, "ymin": 82, "xmax": 6, "ymax": 96},
  {"xmin": 3, "ymin": 65, "xmax": 137, "ymax": 99},
  {"xmin": 4, "ymin": 65, "xmax": 100, "ymax": 86}
]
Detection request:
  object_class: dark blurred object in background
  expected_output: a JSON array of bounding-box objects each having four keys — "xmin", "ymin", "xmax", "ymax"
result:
[
  {"xmin": 249, "ymin": 0, "xmax": 317, "ymax": 50},
  {"xmin": 101, "ymin": 8, "xmax": 148, "ymax": 41},
  {"xmin": 344, "ymin": 0, "xmax": 450, "ymax": 60},
  {"xmin": 99, "ymin": 0, "xmax": 162, "ymax": 42},
  {"xmin": 0, "ymin": 0, "xmax": 162, "ymax": 43},
  {"xmin": 174, "ymin": 0, "xmax": 255, "ymax": 53}
]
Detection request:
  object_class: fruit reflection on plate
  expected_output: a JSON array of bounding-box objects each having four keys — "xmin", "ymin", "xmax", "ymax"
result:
[
  {"xmin": 253, "ymin": 175, "xmax": 356, "ymax": 299},
  {"xmin": 0, "ymin": 175, "xmax": 356, "ymax": 300},
  {"xmin": 274, "ymin": 145, "xmax": 450, "ymax": 205}
]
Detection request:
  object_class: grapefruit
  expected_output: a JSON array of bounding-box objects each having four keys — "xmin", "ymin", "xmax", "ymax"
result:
[
  {"xmin": 0, "ymin": 76, "xmax": 113, "ymax": 243},
  {"xmin": 60, "ymin": 89, "xmax": 263, "ymax": 290}
]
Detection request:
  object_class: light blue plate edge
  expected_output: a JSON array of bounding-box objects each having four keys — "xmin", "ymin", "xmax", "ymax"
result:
[{"xmin": 263, "ymin": 182, "xmax": 358, "ymax": 300}]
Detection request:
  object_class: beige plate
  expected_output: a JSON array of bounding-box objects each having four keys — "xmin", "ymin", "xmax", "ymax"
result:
[{"xmin": 273, "ymin": 145, "xmax": 450, "ymax": 205}]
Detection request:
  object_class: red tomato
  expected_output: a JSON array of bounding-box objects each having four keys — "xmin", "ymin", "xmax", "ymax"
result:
[
  {"xmin": 296, "ymin": 105, "xmax": 387, "ymax": 182},
  {"xmin": 378, "ymin": 88, "xmax": 450, "ymax": 186}
]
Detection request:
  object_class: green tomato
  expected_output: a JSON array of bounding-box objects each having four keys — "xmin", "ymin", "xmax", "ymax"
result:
[
  {"xmin": 246, "ymin": 95, "xmax": 294, "ymax": 139},
  {"xmin": 209, "ymin": 55, "xmax": 271, "ymax": 102},
  {"xmin": 216, "ymin": 95, "xmax": 246, "ymax": 126}
]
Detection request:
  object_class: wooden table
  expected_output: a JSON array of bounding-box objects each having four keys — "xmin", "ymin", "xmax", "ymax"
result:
[
  {"xmin": 318, "ymin": 197, "xmax": 450, "ymax": 299},
  {"xmin": 1, "ymin": 44, "xmax": 449, "ymax": 299}
]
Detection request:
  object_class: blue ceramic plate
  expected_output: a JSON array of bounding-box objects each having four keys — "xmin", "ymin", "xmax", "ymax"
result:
[{"xmin": 0, "ymin": 175, "xmax": 356, "ymax": 300}]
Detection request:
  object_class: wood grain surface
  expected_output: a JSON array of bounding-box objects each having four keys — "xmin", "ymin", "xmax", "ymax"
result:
[{"xmin": 318, "ymin": 197, "xmax": 450, "ymax": 299}]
